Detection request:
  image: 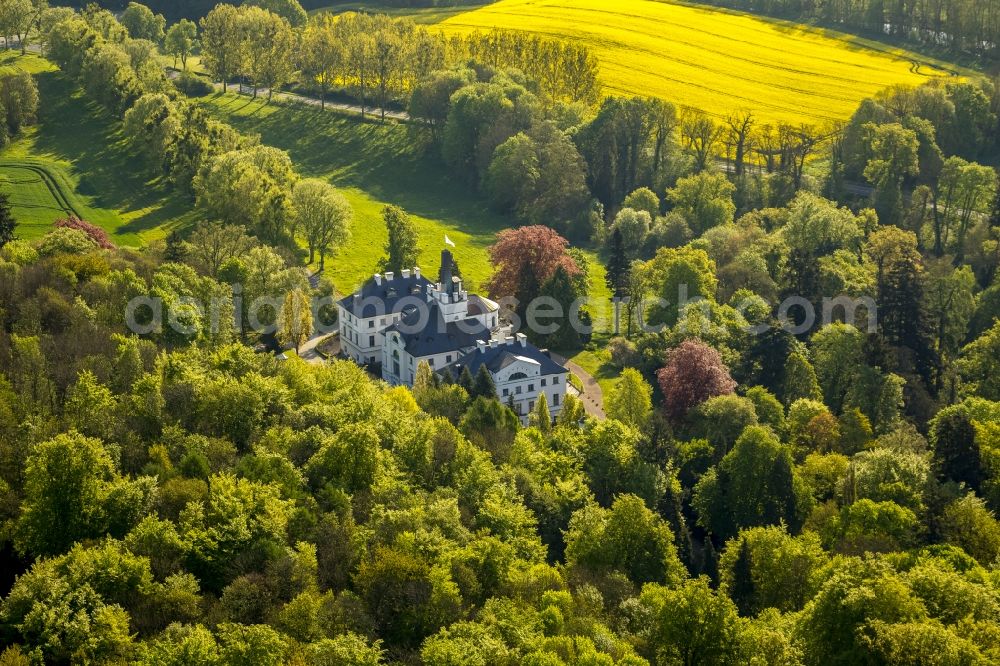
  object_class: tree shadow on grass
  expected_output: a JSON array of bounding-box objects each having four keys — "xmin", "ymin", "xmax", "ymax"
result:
[
  {"xmin": 31, "ymin": 71, "xmax": 192, "ymax": 239},
  {"xmin": 204, "ymin": 95, "xmax": 508, "ymax": 242}
]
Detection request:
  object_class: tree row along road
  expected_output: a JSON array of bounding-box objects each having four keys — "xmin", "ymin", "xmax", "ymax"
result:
[
  {"xmin": 166, "ymin": 69, "xmax": 410, "ymax": 122},
  {"xmin": 171, "ymin": 68, "xmax": 883, "ymax": 197}
]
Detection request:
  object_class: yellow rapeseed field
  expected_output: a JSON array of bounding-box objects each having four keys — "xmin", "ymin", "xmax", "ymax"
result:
[{"xmin": 433, "ymin": 0, "xmax": 966, "ymax": 125}]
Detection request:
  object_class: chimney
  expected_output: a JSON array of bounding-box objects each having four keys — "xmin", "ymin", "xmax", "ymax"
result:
[
  {"xmin": 477, "ymin": 340, "xmax": 487, "ymax": 354},
  {"xmin": 489, "ymin": 339, "xmax": 499, "ymax": 349},
  {"xmin": 439, "ymin": 249, "xmax": 454, "ymax": 293},
  {"xmin": 414, "ymin": 266, "xmax": 421, "ymax": 279},
  {"xmin": 505, "ymin": 336, "xmax": 514, "ymax": 345},
  {"xmin": 516, "ymin": 332, "xmax": 527, "ymax": 347},
  {"xmin": 374, "ymin": 274, "xmax": 382, "ymax": 286},
  {"xmin": 384, "ymin": 271, "xmax": 394, "ymax": 281},
  {"xmin": 401, "ymin": 269, "xmax": 411, "ymax": 279}
]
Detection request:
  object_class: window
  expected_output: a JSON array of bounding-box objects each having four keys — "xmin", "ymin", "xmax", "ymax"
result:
[
  {"xmin": 368, "ymin": 320, "xmax": 374, "ymax": 328},
  {"xmin": 528, "ymin": 384, "xmax": 534, "ymax": 392},
  {"xmin": 429, "ymin": 359, "xmax": 435, "ymax": 367},
  {"xmin": 553, "ymin": 393, "xmax": 560, "ymax": 406},
  {"xmin": 515, "ymin": 386, "xmax": 522, "ymax": 395},
  {"xmin": 502, "ymin": 388, "xmax": 509, "ymax": 397},
  {"xmin": 510, "ymin": 372, "xmax": 528, "ymax": 381},
  {"xmin": 380, "ymin": 318, "xmax": 385, "ymax": 326},
  {"xmin": 446, "ymin": 354, "xmax": 452, "ymax": 363},
  {"xmin": 541, "ymin": 378, "xmax": 547, "ymax": 387},
  {"xmin": 553, "ymin": 376, "xmax": 560, "ymax": 384},
  {"xmin": 529, "ymin": 401, "xmax": 535, "ymax": 412},
  {"xmin": 369, "ymin": 336, "xmax": 375, "ymax": 347}
]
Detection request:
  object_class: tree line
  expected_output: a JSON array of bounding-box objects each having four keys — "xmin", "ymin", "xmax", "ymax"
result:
[
  {"xmin": 4, "ymin": 196, "xmax": 1000, "ymax": 663},
  {"xmin": 4, "ymin": 5, "xmax": 1000, "ymax": 663},
  {"xmin": 42, "ymin": 5, "xmax": 355, "ymax": 268},
  {"xmin": 704, "ymin": 0, "xmax": 1000, "ymax": 59},
  {"xmin": 196, "ymin": 4, "xmax": 600, "ymax": 115}
]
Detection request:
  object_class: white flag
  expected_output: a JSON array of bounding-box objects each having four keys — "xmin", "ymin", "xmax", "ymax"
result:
[{"xmin": 444, "ymin": 235, "xmax": 456, "ymax": 247}]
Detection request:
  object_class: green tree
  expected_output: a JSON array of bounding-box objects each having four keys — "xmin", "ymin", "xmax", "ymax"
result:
[
  {"xmin": 645, "ymin": 246, "xmax": 718, "ymax": 326},
  {"xmin": 565, "ymin": 495, "xmax": 686, "ymax": 586},
  {"xmin": 530, "ymin": 392, "xmax": 551, "ymax": 432},
  {"xmin": 691, "ymin": 394, "xmax": 759, "ymax": 459},
  {"xmin": 200, "ymin": 3, "xmax": 241, "ymax": 91},
  {"xmin": 0, "ymin": 0, "xmax": 35, "ymax": 55},
  {"xmin": 244, "ymin": 0, "xmax": 307, "ymax": 27},
  {"xmin": 605, "ymin": 228, "xmax": 629, "ymax": 315},
  {"xmin": 291, "ymin": 178, "xmax": 352, "ymax": 268},
  {"xmin": 534, "ymin": 264, "xmax": 582, "ymax": 350},
  {"xmin": 641, "ymin": 577, "xmax": 743, "ymax": 666},
  {"xmin": 471, "ymin": 364, "xmax": 497, "ymax": 401},
  {"xmin": 940, "ymin": 494, "xmax": 1000, "ymax": 566},
  {"xmin": 796, "ymin": 557, "xmax": 926, "ymax": 664},
  {"xmin": 605, "ymin": 367, "xmax": 653, "ymax": 430},
  {"xmin": 165, "ymin": 19, "xmax": 198, "ymax": 70},
  {"xmin": 576, "ymin": 95, "xmax": 677, "ymax": 207},
  {"xmin": 121, "ymin": 2, "xmax": 165, "ymax": 42},
  {"xmin": 863, "ymin": 122, "xmax": 919, "ymax": 225},
  {"xmin": 930, "ymin": 404, "xmax": 981, "ymax": 491},
  {"xmin": 782, "ymin": 351, "xmax": 822, "ymax": 406},
  {"xmin": 381, "ymin": 205, "xmax": 418, "ymax": 273},
  {"xmin": 354, "ymin": 547, "xmax": 462, "ymax": 649},
  {"xmin": 307, "ymin": 634, "xmax": 385, "ymax": 666},
  {"xmin": 623, "ymin": 186, "xmax": 660, "ymax": 218},
  {"xmin": 409, "ymin": 67, "xmax": 474, "ymax": 142},
  {"xmin": 460, "ymin": 397, "xmax": 519, "ymax": 459},
  {"xmin": 610, "ymin": 207, "xmax": 651, "ymax": 258},
  {"xmin": 720, "ymin": 526, "xmax": 829, "ymax": 616},
  {"xmin": 666, "ymin": 171, "xmax": 736, "ymax": 235},
  {"xmin": 277, "ymin": 288, "xmax": 312, "ymax": 353},
  {"xmin": 15, "ymin": 433, "xmax": 146, "ymax": 557},
  {"xmin": 957, "ymin": 320, "xmax": 1000, "ymax": 401},
  {"xmin": 193, "ymin": 145, "xmax": 297, "ymax": 243},
  {"xmin": 217, "ymin": 623, "xmax": 288, "ymax": 666},
  {"xmin": 0, "ymin": 190, "xmax": 16, "ymax": 249},
  {"xmin": 123, "ymin": 93, "xmax": 180, "ymax": 172},
  {"xmin": 298, "ymin": 13, "xmax": 343, "ymax": 110},
  {"xmin": 693, "ymin": 426, "xmax": 810, "ymax": 542},
  {"xmin": 238, "ymin": 5, "xmax": 296, "ymax": 100},
  {"xmin": 0, "ymin": 71, "xmax": 37, "ymax": 136}
]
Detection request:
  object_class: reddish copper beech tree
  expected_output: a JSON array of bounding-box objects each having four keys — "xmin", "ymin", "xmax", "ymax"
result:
[
  {"xmin": 55, "ymin": 216, "xmax": 115, "ymax": 250},
  {"xmin": 486, "ymin": 225, "xmax": 580, "ymax": 304},
  {"xmin": 657, "ymin": 339, "xmax": 737, "ymax": 422}
]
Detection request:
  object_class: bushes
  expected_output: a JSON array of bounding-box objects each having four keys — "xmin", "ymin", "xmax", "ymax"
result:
[
  {"xmin": 173, "ymin": 70, "xmax": 214, "ymax": 97},
  {"xmin": 55, "ymin": 216, "xmax": 115, "ymax": 250}
]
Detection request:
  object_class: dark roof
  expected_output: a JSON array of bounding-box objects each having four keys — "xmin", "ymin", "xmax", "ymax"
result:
[
  {"xmin": 385, "ymin": 302, "xmax": 489, "ymax": 358},
  {"xmin": 451, "ymin": 340, "xmax": 568, "ymax": 377},
  {"xmin": 338, "ymin": 273, "xmax": 432, "ymax": 318}
]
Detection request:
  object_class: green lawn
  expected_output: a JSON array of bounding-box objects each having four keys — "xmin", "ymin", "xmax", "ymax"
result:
[
  {"xmin": 567, "ymin": 344, "xmax": 623, "ymax": 397},
  {"xmin": 0, "ymin": 52, "xmax": 196, "ymax": 245},
  {"xmin": 197, "ymin": 91, "xmax": 510, "ymax": 294}
]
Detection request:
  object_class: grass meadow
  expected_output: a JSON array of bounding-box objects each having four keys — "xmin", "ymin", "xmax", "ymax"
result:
[
  {"xmin": 321, "ymin": 0, "xmax": 970, "ymax": 125},
  {"xmin": 0, "ymin": 52, "xmax": 195, "ymax": 245},
  {"xmin": 199, "ymin": 92, "xmax": 509, "ymax": 295}
]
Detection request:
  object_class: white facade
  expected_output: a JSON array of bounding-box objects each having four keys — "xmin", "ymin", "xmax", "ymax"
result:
[
  {"xmin": 473, "ymin": 335, "xmax": 568, "ymax": 424},
  {"xmin": 339, "ymin": 252, "xmax": 567, "ymax": 423}
]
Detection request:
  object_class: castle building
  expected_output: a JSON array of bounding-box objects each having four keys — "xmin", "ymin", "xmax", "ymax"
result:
[{"xmin": 337, "ymin": 249, "xmax": 568, "ymax": 422}]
